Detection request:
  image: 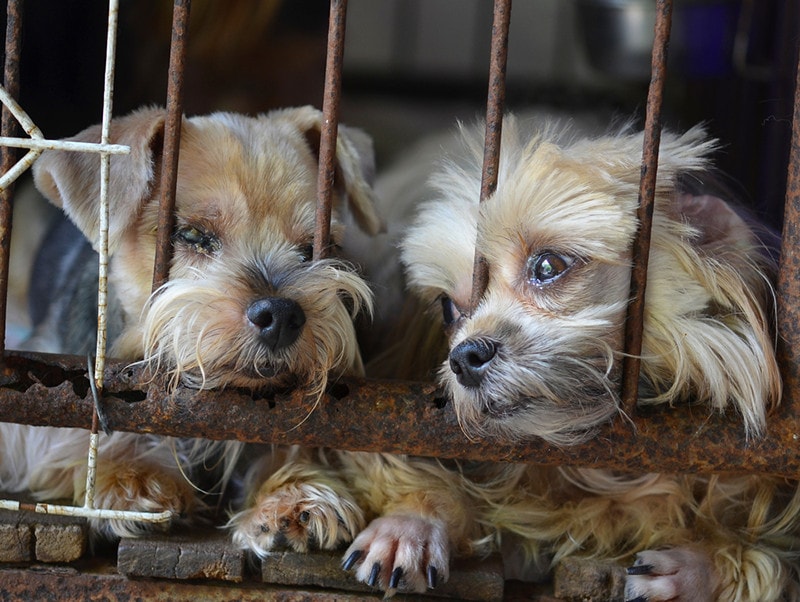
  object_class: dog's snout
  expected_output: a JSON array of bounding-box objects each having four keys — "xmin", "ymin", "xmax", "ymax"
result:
[
  {"xmin": 449, "ymin": 338, "xmax": 497, "ymax": 388},
  {"xmin": 247, "ymin": 297, "xmax": 306, "ymax": 351}
]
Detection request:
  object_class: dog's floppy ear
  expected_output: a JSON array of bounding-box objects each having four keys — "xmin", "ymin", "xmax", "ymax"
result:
[
  {"xmin": 32, "ymin": 106, "xmax": 166, "ymax": 252},
  {"xmin": 675, "ymin": 193, "xmax": 756, "ymax": 253},
  {"xmin": 278, "ymin": 105, "xmax": 383, "ymax": 236}
]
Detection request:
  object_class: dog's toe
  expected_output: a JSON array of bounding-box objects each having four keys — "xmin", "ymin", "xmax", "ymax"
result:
[
  {"xmin": 624, "ymin": 547, "xmax": 717, "ymax": 602},
  {"xmin": 342, "ymin": 513, "xmax": 449, "ymax": 595}
]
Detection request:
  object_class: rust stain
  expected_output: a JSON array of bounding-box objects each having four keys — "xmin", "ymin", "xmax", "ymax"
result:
[{"xmin": 0, "ymin": 351, "xmax": 798, "ymax": 476}]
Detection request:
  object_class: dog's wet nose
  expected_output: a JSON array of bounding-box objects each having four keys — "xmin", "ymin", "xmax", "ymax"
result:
[
  {"xmin": 449, "ymin": 338, "xmax": 497, "ymax": 388},
  {"xmin": 247, "ymin": 297, "xmax": 306, "ymax": 351}
]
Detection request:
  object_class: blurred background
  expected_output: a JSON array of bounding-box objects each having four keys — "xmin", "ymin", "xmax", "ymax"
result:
[{"xmin": 5, "ymin": 0, "xmax": 798, "ymax": 229}]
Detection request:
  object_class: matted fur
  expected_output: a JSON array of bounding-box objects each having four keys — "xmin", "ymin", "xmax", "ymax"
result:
[
  {"xmin": 1, "ymin": 106, "xmax": 380, "ymax": 542},
  {"xmin": 397, "ymin": 116, "xmax": 800, "ymax": 601}
]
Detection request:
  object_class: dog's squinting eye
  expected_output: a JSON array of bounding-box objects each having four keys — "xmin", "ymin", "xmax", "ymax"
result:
[
  {"xmin": 440, "ymin": 295, "xmax": 463, "ymax": 327},
  {"xmin": 526, "ymin": 252, "xmax": 573, "ymax": 285},
  {"xmin": 174, "ymin": 226, "xmax": 221, "ymax": 256}
]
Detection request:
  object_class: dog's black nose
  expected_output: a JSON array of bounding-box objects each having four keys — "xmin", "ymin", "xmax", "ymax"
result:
[
  {"xmin": 449, "ymin": 338, "xmax": 497, "ymax": 388},
  {"xmin": 247, "ymin": 297, "xmax": 306, "ymax": 351}
]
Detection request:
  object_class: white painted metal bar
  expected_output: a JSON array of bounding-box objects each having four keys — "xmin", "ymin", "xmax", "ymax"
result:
[
  {"xmin": 0, "ymin": 137, "xmax": 129, "ymax": 154},
  {"xmin": 0, "ymin": 83, "xmax": 41, "ymax": 138},
  {"xmin": 0, "ymin": 147, "xmax": 38, "ymax": 191},
  {"xmin": 0, "ymin": 0, "xmax": 174, "ymax": 527},
  {"xmin": 84, "ymin": 0, "xmax": 118, "ymax": 513},
  {"xmin": 0, "ymin": 499, "xmax": 173, "ymax": 523}
]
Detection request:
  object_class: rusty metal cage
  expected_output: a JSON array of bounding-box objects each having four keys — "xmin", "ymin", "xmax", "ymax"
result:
[{"xmin": 0, "ymin": 0, "xmax": 799, "ymax": 590}]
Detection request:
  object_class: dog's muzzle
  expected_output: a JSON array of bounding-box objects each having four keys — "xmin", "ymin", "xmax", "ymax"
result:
[
  {"xmin": 449, "ymin": 338, "xmax": 497, "ymax": 388},
  {"xmin": 247, "ymin": 297, "xmax": 306, "ymax": 352}
]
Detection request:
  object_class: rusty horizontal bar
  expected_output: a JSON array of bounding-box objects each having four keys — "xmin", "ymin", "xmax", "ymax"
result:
[
  {"xmin": 0, "ymin": 561, "xmax": 386, "ymax": 602},
  {"xmin": 1, "ymin": 351, "xmax": 798, "ymax": 476}
]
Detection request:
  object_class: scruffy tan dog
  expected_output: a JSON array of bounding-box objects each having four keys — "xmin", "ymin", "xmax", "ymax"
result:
[
  {"xmin": 394, "ymin": 117, "xmax": 800, "ymax": 601},
  {"xmin": 0, "ymin": 105, "xmax": 380, "ymax": 542}
]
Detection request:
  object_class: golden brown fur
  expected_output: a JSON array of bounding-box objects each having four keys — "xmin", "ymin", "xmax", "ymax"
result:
[
  {"xmin": 2, "ymin": 106, "xmax": 380, "ymax": 543},
  {"xmin": 395, "ymin": 116, "xmax": 800, "ymax": 601}
]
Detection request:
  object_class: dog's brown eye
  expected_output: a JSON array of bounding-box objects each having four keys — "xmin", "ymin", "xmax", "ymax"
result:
[
  {"xmin": 174, "ymin": 226, "xmax": 221, "ymax": 256},
  {"xmin": 527, "ymin": 252, "xmax": 573, "ymax": 285},
  {"xmin": 298, "ymin": 243, "xmax": 314, "ymax": 262},
  {"xmin": 440, "ymin": 295, "xmax": 462, "ymax": 327}
]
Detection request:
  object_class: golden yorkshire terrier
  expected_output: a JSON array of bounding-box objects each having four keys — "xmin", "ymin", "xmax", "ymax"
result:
[
  {"xmin": 0, "ymin": 106, "xmax": 382, "ymax": 543},
  {"xmin": 384, "ymin": 116, "xmax": 800, "ymax": 601}
]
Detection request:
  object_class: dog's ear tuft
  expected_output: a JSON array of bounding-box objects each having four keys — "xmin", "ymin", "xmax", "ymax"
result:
[
  {"xmin": 32, "ymin": 106, "xmax": 167, "ymax": 252},
  {"xmin": 283, "ymin": 105, "xmax": 383, "ymax": 236}
]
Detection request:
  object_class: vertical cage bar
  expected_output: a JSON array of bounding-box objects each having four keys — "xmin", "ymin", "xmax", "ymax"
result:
[
  {"xmin": 86, "ymin": 0, "xmax": 121, "ymax": 511},
  {"xmin": 0, "ymin": 0, "xmax": 23, "ymax": 358},
  {"xmin": 314, "ymin": 0, "xmax": 347, "ymax": 261},
  {"xmin": 470, "ymin": 0, "xmax": 511, "ymax": 314},
  {"xmin": 620, "ymin": 0, "xmax": 673, "ymax": 414},
  {"xmin": 152, "ymin": 0, "xmax": 191, "ymax": 291},
  {"xmin": 94, "ymin": 0, "xmax": 123, "ymax": 389},
  {"xmin": 777, "ymin": 40, "xmax": 800, "ymax": 409}
]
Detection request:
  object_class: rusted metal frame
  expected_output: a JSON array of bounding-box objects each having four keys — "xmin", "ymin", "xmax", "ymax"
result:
[
  {"xmin": 0, "ymin": 350, "xmax": 798, "ymax": 475},
  {"xmin": 152, "ymin": 0, "xmax": 191, "ymax": 291},
  {"xmin": 470, "ymin": 0, "xmax": 511, "ymax": 314},
  {"xmin": 777, "ymin": 32, "xmax": 800, "ymax": 411},
  {"xmin": 314, "ymin": 0, "xmax": 347, "ymax": 262},
  {"xmin": 620, "ymin": 0, "xmax": 673, "ymax": 414},
  {"xmin": 0, "ymin": 0, "xmax": 22, "ymax": 359}
]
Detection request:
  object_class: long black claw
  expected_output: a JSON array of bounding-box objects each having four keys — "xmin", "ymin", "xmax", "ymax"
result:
[
  {"xmin": 427, "ymin": 565, "xmax": 438, "ymax": 589},
  {"xmin": 343, "ymin": 550, "xmax": 362, "ymax": 571},
  {"xmin": 389, "ymin": 566, "xmax": 403, "ymax": 589},
  {"xmin": 368, "ymin": 562, "xmax": 380, "ymax": 587},
  {"xmin": 626, "ymin": 597, "xmax": 648, "ymax": 602},
  {"xmin": 626, "ymin": 563, "xmax": 655, "ymax": 576}
]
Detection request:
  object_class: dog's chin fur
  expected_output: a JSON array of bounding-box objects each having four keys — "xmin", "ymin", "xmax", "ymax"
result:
[
  {"xmin": 403, "ymin": 117, "xmax": 780, "ymax": 445},
  {"xmin": 128, "ymin": 254, "xmax": 371, "ymax": 396}
]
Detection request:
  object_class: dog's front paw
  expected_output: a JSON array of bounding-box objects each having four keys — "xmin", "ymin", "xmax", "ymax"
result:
[
  {"xmin": 625, "ymin": 547, "xmax": 718, "ymax": 602},
  {"xmin": 342, "ymin": 514, "xmax": 449, "ymax": 595},
  {"xmin": 230, "ymin": 482, "xmax": 364, "ymax": 556},
  {"xmin": 91, "ymin": 461, "xmax": 197, "ymax": 539}
]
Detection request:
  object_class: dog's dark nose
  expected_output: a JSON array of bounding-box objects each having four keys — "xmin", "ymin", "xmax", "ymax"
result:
[
  {"xmin": 449, "ymin": 338, "xmax": 497, "ymax": 388},
  {"xmin": 247, "ymin": 297, "xmax": 306, "ymax": 351}
]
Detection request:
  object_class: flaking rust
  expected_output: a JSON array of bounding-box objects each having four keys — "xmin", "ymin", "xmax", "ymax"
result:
[{"xmin": 0, "ymin": 350, "xmax": 798, "ymax": 475}]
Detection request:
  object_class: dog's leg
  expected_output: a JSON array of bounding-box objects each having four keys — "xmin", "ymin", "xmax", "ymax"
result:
[
  {"xmin": 229, "ymin": 446, "xmax": 365, "ymax": 555},
  {"xmin": 9, "ymin": 427, "xmax": 199, "ymax": 539}
]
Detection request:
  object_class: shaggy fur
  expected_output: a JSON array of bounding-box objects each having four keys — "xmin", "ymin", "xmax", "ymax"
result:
[
  {"xmin": 396, "ymin": 116, "xmax": 800, "ymax": 601},
  {"xmin": 2, "ymin": 106, "xmax": 379, "ymax": 541}
]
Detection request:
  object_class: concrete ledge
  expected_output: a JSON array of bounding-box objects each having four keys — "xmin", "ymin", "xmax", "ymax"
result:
[
  {"xmin": 261, "ymin": 550, "xmax": 505, "ymax": 601},
  {"xmin": 553, "ymin": 557, "xmax": 626, "ymax": 602},
  {"xmin": 118, "ymin": 528, "xmax": 246, "ymax": 582},
  {"xmin": 0, "ymin": 505, "xmax": 87, "ymax": 563}
]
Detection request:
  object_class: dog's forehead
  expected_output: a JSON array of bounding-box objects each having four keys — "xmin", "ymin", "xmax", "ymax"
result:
[
  {"xmin": 480, "ymin": 141, "xmax": 640, "ymax": 265},
  {"xmin": 175, "ymin": 114, "xmax": 319, "ymax": 235}
]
